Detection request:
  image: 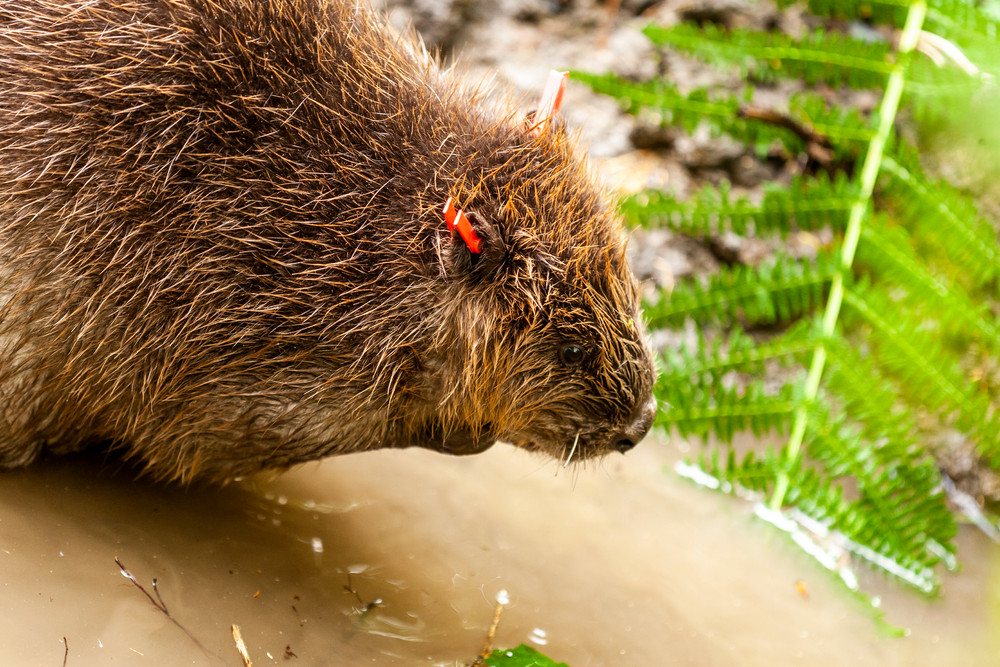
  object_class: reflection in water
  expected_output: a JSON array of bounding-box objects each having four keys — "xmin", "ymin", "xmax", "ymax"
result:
[
  {"xmin": 528, "ymin": 626, "xmax": 549, "ymax": 646},
  {"xmin": 0, "ymin": 440, "xmax": 997, "ymax": 665}
]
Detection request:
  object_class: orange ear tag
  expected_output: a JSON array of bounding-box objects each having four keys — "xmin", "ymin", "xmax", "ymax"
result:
[
  {"xmin": 442, "ymin": 197, "xmax": 482, "ymax": 254},
  {"xmin": 528, "ymin": 70, "xmax": 569, "ymax": 138}
]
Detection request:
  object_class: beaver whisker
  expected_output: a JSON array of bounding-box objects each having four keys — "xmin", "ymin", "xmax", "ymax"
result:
[{"xmin": 562, "ymin": 431, "xmax": 580, "ymax": 468}]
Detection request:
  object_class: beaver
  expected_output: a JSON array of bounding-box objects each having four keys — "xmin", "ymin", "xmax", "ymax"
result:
[{"xmin": 0, "ymin": 0, "xmax": 656, "ymax": 483}]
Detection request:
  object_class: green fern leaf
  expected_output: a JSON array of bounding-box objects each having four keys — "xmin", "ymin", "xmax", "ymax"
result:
[
  {"xmin": 822, "ymin": 338, "xmax": 920, "ymax": 459},
  {"xmin": 804, "ymin": 409, "xmax": 955, "ymax": 571},
  {"xmin": 842, "ymin": 284, "xmax": 1000, "ymax": 468},
  {"xmin": 643, "ymin": 23, "xmax": 894, "ymax": 89},
  {"xmin": 771, "ymin": 0, "xmax": 908, "ymax": 25},
  {"xmin": 582, "ymin": 0, "xmax": 996, "ymax": 606},
  {"xmin": 657, "ymin": 378, "xmax": 800, "ymax": 443},
  {"xmin": 691, "ymin": 425, "xmax": 953, "ymax": 594},
  {"xmin": 646, "ymin": 252, "xmax": 837, "ymax": 328},
  {"xmin": 660, "ymin": 322, "xmax": 819, "ymax": 385},
  {"xmin": 855, "ymin": 221, "xmax": 1000, "ymax": 349},
  {"xmin": 568, "ymin": 72, "xmax": 872, "ymax": 158},
  {"xmin": 621, "ymin": 172, "xmax": 857, "ymax": 238},
  {"xmin": 774, "ymin": 0, "xmax": 999, "ymax": 36},
  {"xmin": 878, "ymin": 152, "xmax": 1000, "ymax": 289}
]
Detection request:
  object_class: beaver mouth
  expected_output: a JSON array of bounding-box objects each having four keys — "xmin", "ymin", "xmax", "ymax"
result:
[
  {"xmin": 505, "ymin": 397, "xmax": 657, "ymax": 463},
  {"xmin": 505, "ymin": 431, "xmax": 616, "ymax": 464},
  {"xmin": 505, "ymin": 394, "xmax": 657, "ymax": 466}
]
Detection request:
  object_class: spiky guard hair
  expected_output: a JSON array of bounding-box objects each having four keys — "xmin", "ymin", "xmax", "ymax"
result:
[{"xmin": 0, "ymin": 0, "xmax": 655, "ymax": 481}]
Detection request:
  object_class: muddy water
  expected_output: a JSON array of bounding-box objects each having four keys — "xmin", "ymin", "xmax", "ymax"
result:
[{"xmin": 0, "ymin": 439, "xmax": 997, "ymax": 666}]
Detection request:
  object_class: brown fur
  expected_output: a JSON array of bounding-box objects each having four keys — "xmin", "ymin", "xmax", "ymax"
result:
[{"xmin": 0, "ymin": 0, "xmax": 656, "ymax": 482}]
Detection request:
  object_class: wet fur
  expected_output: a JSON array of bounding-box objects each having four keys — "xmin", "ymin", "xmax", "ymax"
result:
[{"xmin": 0, "ymin": 0, "xmax": 655, "ymax": 482}]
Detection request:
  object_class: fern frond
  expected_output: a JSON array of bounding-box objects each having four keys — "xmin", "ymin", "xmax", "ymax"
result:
[
  {"xmin": 841, "ymin": 284, "xmax": 966, "ymax": 418},
  {"xmin": 807, "ymin": 424, "xmax": 954, "ymax": 563},
  {"xmin": 660, "ymin": 322, "xmax": 818, "ymax": 385},
  {"xmin": 568, "ymin": 71, "xmax": 739, "ymax": 132},
  {"xmin": 692, "ymin": 441, "xmax": 949, "ymax": 593},
  {"xmin": 773, "ymin": 0, "xmax": 998, "ymax": 36},
  {"xmin": 583, "ymin": 0, "xmax": 995, "ymax": 606},
  {"xmin": 646, "ymin": 252, "xmax": 836, "ymax": 328},
  {"xmin": 822, "ymin": 337, "xmax": 920, "ymax": 457},
  {"xmin": 803, "ymin": 383, "xmax": 951, "ymax": 557},
  {"xmin": 924, "ymin": 1, "xmax": 1000, "ymax": 34},
  {"xmin": 855, "ymin": 221, "xmax": 1000, "ymax": 349},
  {"xmin": 842, "ymin": 283, "xmax": 1000, "ymax": 468},
  {"xmin": 643, "ymin": 23, "xmax": 894, "ymax": 89},
  {"xmin": 764, "ymin": 0, "xmax": 996, "ymax": 111},
  {"xmin": 787, "ymin": 92, "xmax": 875, "ymax": 144},
  {"xmin": 920, "ymin": 7, "xmax": 1000, "ymax": 79},
  {"xmin": 905, "ymin": 53, "xmax": 989, "ymax": 122},
  {"xmin": 878, "ymin": 152, "xmax": 1000, "ymax": 289},
  {"xmin": 801, "ymin": 415, "xmax": 953, "ymax": 591},
  {"xmin": 568, "ymin": 72, "xmax": 872, "ymax": 158},
  {"xmin": 657, "ymin": 377, "xmax": 800, "ymax": 443},
  {"xmin": 695, "ymin": 447, "xmax": 780, "ymax": 496},
  {"xmin": 655, "ymin": 324, "xmax": 825, "ymax": 445},
  {"xmin": 621, "ymin": 172, "xmax": 856, "ymax": 238},
  {"xmin": 770, "ymin": 0, "xmax": 909, "ymax": 26}
]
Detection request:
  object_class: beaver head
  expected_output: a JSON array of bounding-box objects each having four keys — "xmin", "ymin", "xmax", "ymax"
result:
[
  {"xmin": 423, "ymin": 122, "xmax": 657, "ymax": 463},
  {"xmin": 0, "ymin": 0, "xmax": 656, "ymax": 481}
]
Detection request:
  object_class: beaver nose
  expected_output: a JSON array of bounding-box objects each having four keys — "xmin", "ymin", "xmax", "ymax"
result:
[{"xmin": 612, "ymin": 397, "xmax": 657, "ymax": 453}]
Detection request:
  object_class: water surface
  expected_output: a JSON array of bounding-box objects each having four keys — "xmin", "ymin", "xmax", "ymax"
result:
[{"xmin": 0, "ymin": 440, "xmax": 996, "ymax": 665}]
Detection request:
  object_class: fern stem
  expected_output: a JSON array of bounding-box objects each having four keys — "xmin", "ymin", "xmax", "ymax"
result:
[{"xmin": 770, "ymin": 0, "xmax": 928, "ymax": 511}]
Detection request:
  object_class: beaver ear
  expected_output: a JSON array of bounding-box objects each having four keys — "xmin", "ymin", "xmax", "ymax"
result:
[{"xmin": 444, "ymin": 211, "xmax": 507, "ymax": 280}]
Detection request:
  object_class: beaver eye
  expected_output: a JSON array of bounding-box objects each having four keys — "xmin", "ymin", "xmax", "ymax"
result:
[{"xmin": 559, "ymin": 344, "xmax": 585, "ymax": 368}]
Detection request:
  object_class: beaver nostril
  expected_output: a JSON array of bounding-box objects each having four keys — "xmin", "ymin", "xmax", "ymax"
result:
[
  {"xmin": 611, "ymin": 397, "xmax": 657, "ymax": 454},
  {"xmin": 615, "ymin": 437, "xmax": 637, "ymax": 453}
]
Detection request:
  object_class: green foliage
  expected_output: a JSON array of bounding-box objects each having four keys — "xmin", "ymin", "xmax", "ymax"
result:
[
  {"xmin": 878, "ymin": 151, "xmax": 1000, "ymax": 289},
  {"xmin": 569, "ymin": 71, "xmax": 872, "ymax": 160},
  {"xmin": 643, "ymin": 22, "xmax": 894, "ymax": 89},
  {"xmin": 772, "ymin": 0, "xmax": 910, "ymax": 27},
  {"xmin": 774, "ymin": 0, "xmax": 999, "ymax": 40},
  {"xmin": 621, "ymin": 172, "xmax": 856, "ymax": 237},
  {"xmin": 646, "ymin": 252, "xmax": 836, "ymax": 328},
  {"xmin": 855, "ymin": 221, "xmax": 1000, "ymax": 347},
  {"xmin": 577, "ymin": 0, "xmax": 1000, "ymax": 606},
  {"xmin": 658, "ymin": 371, "xmax": 802, "ymax": 442},
  {"xmin": 842, "ymin": 283, "xmax": 1000, "ymax": 469},
  {"xmin": 486, "ymin": 645, "xmax": 569, "ymax": 667}
]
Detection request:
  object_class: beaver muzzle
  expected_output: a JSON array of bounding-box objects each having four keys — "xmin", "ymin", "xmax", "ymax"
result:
[{"xmin": 610, "ymin": 396, "xmax": 658, "ymax": 453}]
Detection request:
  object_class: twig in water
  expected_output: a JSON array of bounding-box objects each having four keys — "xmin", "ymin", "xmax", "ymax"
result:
[
  {"xmin": 61, "ymin": 636, "xmax": 68, "ymax": 667},
  {"xmin": 344, "ymin": 572, "xmax": 382, "ymax": 619},
  {"xmin": 232, "ymin": 624, "xmax": 253, "ymax": 667},
  {"xmin": 114, "ymin": 557, "xmax": 207, "ymax": 654},
  {"xmin": 473, "ymin": 590, "xmax": 509, "ymax": 665},
  {"xmin": 344, "ymin": 572, "xmax": 363, "ymax": 606}
]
